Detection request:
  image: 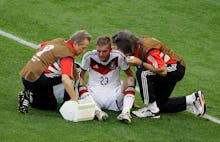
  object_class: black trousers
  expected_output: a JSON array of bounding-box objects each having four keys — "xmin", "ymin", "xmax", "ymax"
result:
[
  {"xmin": 136, "ymin": 63, "xmax": 187, "ymax": 113},
  {"xmin": 22, "ymin": 74, "xmax": 63, "ymax": 110}
]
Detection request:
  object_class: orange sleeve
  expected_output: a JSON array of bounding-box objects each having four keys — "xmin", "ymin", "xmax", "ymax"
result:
[{"xmin": 60, "ymin": 57, "xmax": 74, "ymax": 78}]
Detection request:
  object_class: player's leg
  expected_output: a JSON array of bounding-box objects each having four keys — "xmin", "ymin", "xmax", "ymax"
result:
[
  {"xmin": 30, "ymin": 75, "xmax": 59, "ymax": 110},
  {"xmin": 158, "ymin": 88, "xmax": 206, "ymax": 116},
  {"xmin": 154, "ymin": 64, "xmax": 206, "ymax": 116},
  {"xmin": 121, "ymin": 76, "xmax": 136, "ymax": 113},
  {"xmin": 132, "ymin": 69, "xmax": 160, "ymax": 118},
  {"xmin": 78, "ymin": 78, "xmax": 108, "ymax": 121},
  {"xmin": 154, "ymin": 63, "xmax": 194, "ymax": 113},
  {"xmin": 117, "ymin": 76, "xmax": 135, "ymax": 123},
  {"xmin": 151, "ymin": 69, "xmax": 186, "ymax": 113},
  {"xmin": 31, "ymin": 87, "xmax": 57, "ymax": 110},
  {"xmin": 153, "ymin": 73, "xmax": 182, "ymax": 113},
  {"xmin": 19, "ymin": 75, "xmax": 59, "ymax": 112}
]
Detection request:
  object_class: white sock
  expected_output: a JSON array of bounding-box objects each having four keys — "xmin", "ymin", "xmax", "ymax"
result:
[
  {"xmin": 122, "ymin": 94, "xmax": 134, "ymax": 114},
  {"xmin": 186, "ymin": 93, "xmax": 196, "ymax": 105}
]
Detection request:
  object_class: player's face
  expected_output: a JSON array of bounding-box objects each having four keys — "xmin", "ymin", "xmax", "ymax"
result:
[
  {"xmin": 96, "ymin": 44, "xmax": 111, "ymax": 62},
  {"xmin": 74, "ymin": 39, "xmax": 90, "ymax": 56}
]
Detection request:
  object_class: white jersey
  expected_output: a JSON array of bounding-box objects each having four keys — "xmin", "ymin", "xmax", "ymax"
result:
[
  {"xmin": 81, "ymin": 50, "xmax": 129, "ymax": 88},
  {"xmin": 81, "ymin": 50, "xmax": 129, "ymax": 111}
]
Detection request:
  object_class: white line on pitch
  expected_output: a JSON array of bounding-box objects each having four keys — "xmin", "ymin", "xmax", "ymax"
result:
[
  {"xmin": 1, "ymin": 29, "xmax": 219, "ymax": 124},
  {"xmin": 203, "ymin": 114, "xmax": 220, "ymax": 124},
  {"xmin": 0, "ymin": 29, "xmax": 38, "ymax": 49}
]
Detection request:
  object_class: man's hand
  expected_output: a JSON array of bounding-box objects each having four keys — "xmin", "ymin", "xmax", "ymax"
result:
[{"xmin": 126, "ymin": 56, "xmax": 142, "ymax": 66}]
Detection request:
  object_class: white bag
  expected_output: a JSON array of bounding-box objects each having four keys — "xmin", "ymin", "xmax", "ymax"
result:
[{"xmin": 59, "ymin": 99, "xmax": 95, "ymax": 122}]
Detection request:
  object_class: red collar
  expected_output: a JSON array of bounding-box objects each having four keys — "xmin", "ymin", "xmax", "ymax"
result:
[{"xmin": 66, "ymin": 40, "xmax": 76, "ymax": 56}]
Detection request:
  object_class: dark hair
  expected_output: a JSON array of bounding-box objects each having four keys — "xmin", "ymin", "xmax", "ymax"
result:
[
  {"xmin": 112, "ymin": 30, "xmax": 140, "ymax": 54},
  {"xmin": 96, "ymin": 36, "xmax": 111, "ymax": 47},
  {"xmin": 70, "ymin": 30, "xmax": 92, "ymax": 44}
]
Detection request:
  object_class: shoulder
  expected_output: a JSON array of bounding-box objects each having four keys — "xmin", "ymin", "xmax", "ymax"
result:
[
  {"xmin": 50, "ymin": 38, "xmax": 65, "ymax": 43},
  {"xmin": 111, "ymin": 49, "xmax": 126, "ymax": 57},
  {"xmin": 83, "ymin": 50, "xmax": 97, "ymax": 58},
  {"xmin": 46, "ymin": 38, "xmax": 66, "ymax": 47},
  {"xmin": 148, "ymin": 48, "xmax": 161, "ymax": 56}
]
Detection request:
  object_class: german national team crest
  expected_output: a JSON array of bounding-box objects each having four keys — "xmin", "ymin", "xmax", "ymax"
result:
[{"xmin": 93, "ymin": 64, "xmax": 99, "ymax": 69}]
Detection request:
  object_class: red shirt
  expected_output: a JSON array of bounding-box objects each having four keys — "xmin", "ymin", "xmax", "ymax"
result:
[
  {"xmin": 60, "ymin": 57, "xmax": 74, "ymax": 77},
  {"xmin": 61, "ymin": 40, "xmax": 76, "ymax": 78}
]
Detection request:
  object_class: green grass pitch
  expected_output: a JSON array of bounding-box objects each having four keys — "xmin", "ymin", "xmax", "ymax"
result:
[{"xmin": 0, "ymin": 0, "xmax": 220, "ymax": 141}]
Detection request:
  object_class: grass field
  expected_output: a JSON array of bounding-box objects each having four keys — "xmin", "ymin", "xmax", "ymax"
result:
[{"xmin": 0, "ymin": 0, "xmax": 220, "ymax": 141}]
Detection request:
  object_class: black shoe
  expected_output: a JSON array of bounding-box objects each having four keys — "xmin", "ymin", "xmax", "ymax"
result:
[{"xmin": 18, "ymin": 90, "xmax": 31, "ymax": 114}]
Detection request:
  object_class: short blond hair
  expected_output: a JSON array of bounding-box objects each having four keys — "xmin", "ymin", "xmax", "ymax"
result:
[{"xmin": 96, "ymin": 36, "xmax": 111, "ymax": 47}]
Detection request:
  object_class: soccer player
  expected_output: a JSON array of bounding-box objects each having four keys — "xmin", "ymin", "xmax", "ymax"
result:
[
  {"xmin": 80, "ymin": 36, "xmax": 136, "ymax": 124},
  {"xmin": 18, "ymin": 30, "xmax": 92, "ymax": 113},
  {"xmin": 112, "ymin": 30, "xmax": 206, "ymax": 118}
]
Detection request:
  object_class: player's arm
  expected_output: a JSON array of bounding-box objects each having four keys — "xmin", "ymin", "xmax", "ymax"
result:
[
  {"xmin": 126, "ymin": 56, "xmax": 167, "ymax": 76},
  {"xmin": 154, "ymin": 66, "xmax": 167, "ymax": 76},
  {"xmin": 61, "ymin": 74, "xmax": 78, "ymax": 102},
  {"xmin": 80, "ymin": 52, "xmax": 90, "ymax": 82},
  {"xmin": 80, "ymin": 69, "xmax": 87, "ymax": 81},
  {"xmin": 124, "ymin": 67, "xmax": 134, "ymax": 78},
  {"xmin": 126, "ymin": 56, "xmax": 156, "ymax": 73},
  {"xmin": 142, "ymin": 62, "xmax": 167, "ymax": 76}
]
